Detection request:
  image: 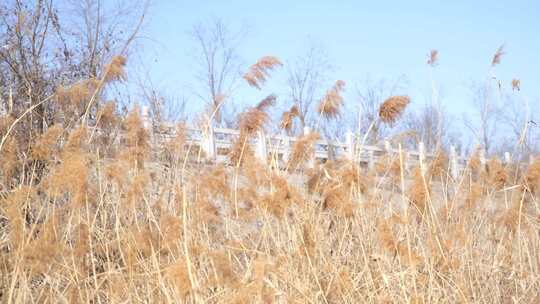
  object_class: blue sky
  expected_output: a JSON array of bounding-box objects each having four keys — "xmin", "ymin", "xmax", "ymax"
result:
[{"xmin": 136, "ymin": 0, "xmax": 540, "ymax": 120}]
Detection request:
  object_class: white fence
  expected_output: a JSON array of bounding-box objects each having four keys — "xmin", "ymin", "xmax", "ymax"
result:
[
  {"xmin": 141, "ymin": 107, "xmax": 533, "ymax": 177},
  {"xmin": 149, "ymin": 122, "xmax": 484, "ymax": 178}
]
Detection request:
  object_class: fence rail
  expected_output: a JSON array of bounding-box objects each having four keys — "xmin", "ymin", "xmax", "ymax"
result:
[
  {"xmin": 142, "ymin": 109, "xmax": 531, "ymax": 177},
  {"xmin": 149, "ymin": 125, "xmax": 479, "ymax": 178}
]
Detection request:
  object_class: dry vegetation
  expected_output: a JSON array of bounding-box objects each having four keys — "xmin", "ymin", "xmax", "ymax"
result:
[
  {"xmin": 0, "ymin": 7, "xmax": 539, "ymax": 299},
  {"xmin": 0, "ymin": 55, "xmax": 539, "ymax": 304}
]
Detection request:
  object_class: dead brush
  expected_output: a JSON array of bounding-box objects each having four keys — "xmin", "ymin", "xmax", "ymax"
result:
[
  {"xmin": 119, "ymin": 107, "xmax": 151, "ymax": 169},
  {"xmin": 377, "ymin": 218, "xmax": 422, "ymax": 266},
  {"xmin": 321, "ymin": 183, "xmax": 356, "ymax": 217},
  {"xmin": 463, "ymin": 181, "xmax": 485, "ymax": 211},
  {"xmin": 261, "ymin": 173, "xmax": 300, "ymax": 218},
  {"xmin": 31, "ymin": 125, "xmax": 64, "ymax": 161},
  {"xmin": 0, "ymin": 115, "xmax": 19, "ymax": 184},
  {"xmin": 2, "ymin": 43, "xmax": 540, "ymax": 304},
  {"xmin": 56, "ymin": 78, "xmax": 100, "ymax": 118}
]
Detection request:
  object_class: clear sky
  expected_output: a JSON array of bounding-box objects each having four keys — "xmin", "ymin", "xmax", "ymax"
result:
[{"xmin": 136, "ymin": 0, "xmax": 540, "ymax": 119}]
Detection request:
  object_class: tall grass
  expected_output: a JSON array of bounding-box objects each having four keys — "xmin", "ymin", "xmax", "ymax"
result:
[{"xmin": 0, "ymin": 55, "xmax": 539, "ymax": 304}]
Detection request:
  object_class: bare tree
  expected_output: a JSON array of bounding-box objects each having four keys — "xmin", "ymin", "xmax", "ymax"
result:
[
  {"xmin": 463, "ymin": 83, "xmax": 501, "ymax": 154},
  {"xmin": 355, "ymin": 77, "xmax": 407, "ymax": 144},
  {"xmin": 498, "ymin": 91, "xmax": 540, "ymax": 156},
  {"xmin": 286, "ymin": 44, "xmax": 331, "ymax": 134},
  {"xmin": 0, "ymin": 0, "xmax": 147, "ymax": 150},
  {"xmin": 190, "ymin": 19, "xmax": 246, "ymax": 126},
  {"xmin": 401, "ymin": 102, "xmax": 458, "ymax": 151},
  {"xmin": 137, "ymin": 74, "xmax": 188, "ymax": 128}
]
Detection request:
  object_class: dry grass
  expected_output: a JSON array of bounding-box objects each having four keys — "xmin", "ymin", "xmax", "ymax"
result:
[{"xmin": 0, "ymin": 57, "xmax": 539, "ymax": 304}]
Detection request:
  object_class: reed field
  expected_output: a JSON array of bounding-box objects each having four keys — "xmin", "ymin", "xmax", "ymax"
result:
[{"xmin": 0, "ymin": 51, "xmax": 539, "ymax": 304}]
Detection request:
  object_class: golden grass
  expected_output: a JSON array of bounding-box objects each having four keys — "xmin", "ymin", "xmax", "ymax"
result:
[{"xmin": 0, "ymin": 56, "xmax": 539, "ymax": 304}]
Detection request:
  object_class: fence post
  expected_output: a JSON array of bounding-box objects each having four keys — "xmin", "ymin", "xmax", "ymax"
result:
[
  {"xmin": 256, "ymin": 130, "xmax": 268, "ymax": 164},
  {"xmin": 384, "ymin": 140, "xmax": 392, "ymax": 154},
  {"xmin": 345, "ymin": 130, "xmax": 355, "ymax": 161},
  {"xmin": 419, "ymin": 141, "xmax": 426, "ymax": 175},
  {"xmin": 504, "ymin": 152, "xmax": 512, "ymax": 164},
  {"xmin": 304, "ymin": 127, "xmax": 315, "ymax": 168},
  {"xmin": 141, "ymin": 106, "xmax": 152, "ymax": 130},
  {"xmin": 368, "ymin": 150, "xmax": 375, "ymax": 169},
  {"xmin": 479, "ymin": 148, "xmax": 487, "ymax": 168},
  {"xmin": 450, "ymin": 145, "xmax": 459, "ymax": 179},
  {"xmin": 404, "ymin": 152, "xmax": 410, "ymax": 171},
  {"xmin": 282, "ymin": 136, "xmax": 290, "ymax": 163},
  {"xmin": 201, "ymin": 125, "xmax": 216, "ymax": 161}
]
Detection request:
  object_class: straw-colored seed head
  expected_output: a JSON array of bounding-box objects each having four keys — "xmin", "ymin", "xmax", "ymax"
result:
[
  {"xmin": 491, "ymin": 44, "xmax": 505, "ymax": 67},
  {"xmin": 511, "ymin": 78, "xmax": 521, "ymax": 91},
  {"xmin": 427, "ymin": 49, "xmax": 439, "ymax": 66},
  {"xmin": 280, "ymin": 105, "xmax": 299, "ymax": 132},
  {"xmin": 243, "ymin": 56, "xmax": 282, "ymax": 89},
  {"xmin": 379, "ymin": 95, "xmax": 410, "ymax": 125},
  {"xmin": 317, "ymin": 80, "xmax": 346, "ymax": 119},
  {"xmin": 103, "ymin": 55, "xmax": 127, "ymax": 82}
]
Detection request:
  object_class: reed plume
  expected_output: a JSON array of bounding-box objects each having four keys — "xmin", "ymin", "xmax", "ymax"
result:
[
  {"xmin": 56, "ymin": 78, "xmax": 100, "ymax": 117},
  {"xmin": 280, "ymin": 105, "xmax": 299, "ymax": 133},
  {"xmin": 243, "ymin": 56, "xmax": 282, "ymax": 89},
  {"xmin": 317, "ymin": 80, "xmax": 346, "ymax": 119},
  {"xmin": 408, "ymin": 166, "xmax": 430, "ymax": 215},
  {"xmin": 230, "ymin": 95, "xmax": 276, "ymax": 165},
  {"xmin": 427, "ymin": 49, "xmax": 438, "ymax": 66},
  {"xmin": 103, "ymin": 55, "xmax": 127, "ymax": 82},
  {"xmin": 287, "ymin": 131, "xmax": 320, "ymax": 170},
  {"xmin": 491, "ymin": 44, "xmax": 505, "ymax": 67},
  {"xmin": 379, "ymin": 95, "xmax": 410, "ymax": 125},
  {"xmin": 31, "ymin": 125, "xmax": 63, "ymax": 161},
  {"xmin": 511, "ymin": 78, "xmax": 521, "ymax": 91},
  {"xmin": 491, "ymin": 44, "xmax": 506, "ymax": 67},
  {"xmin": 524, "ymin": 156, "xmax": 540, "ymax": 194}
]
